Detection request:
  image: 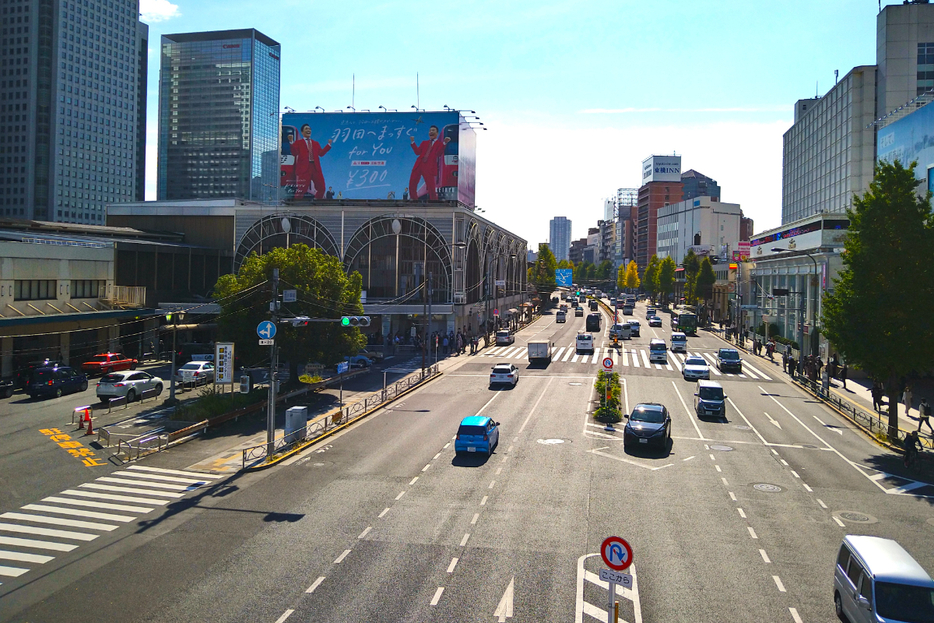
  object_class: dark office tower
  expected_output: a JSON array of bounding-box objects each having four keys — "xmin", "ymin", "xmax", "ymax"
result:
[
  {"xmin": 157, "ymin": 29, "xmax": 281, "ymax": 201},
  {"xmin": 0, "ymin": 0, "xmax": 147, "ymax": 223},
  {"xmin": 680, "ymin": 169, "xmax": 720, "ymax": 201}
]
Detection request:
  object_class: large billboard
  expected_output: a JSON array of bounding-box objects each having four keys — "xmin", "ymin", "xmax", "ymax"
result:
[
  {"xmin": 641, "ymin": 155, "xmax": 682, "ymax": 184},
  {"xmin": 280, "ymin": 111, "xmax": 476, "ymax": 205},
  {"xmin": 877, "ymin": 102, "xmax": 934, "ymax": 196}
]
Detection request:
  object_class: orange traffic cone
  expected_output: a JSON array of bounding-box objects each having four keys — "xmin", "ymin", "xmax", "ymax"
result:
[
  {"xmin": 84, "ymin": 411, "xmax": 93, "ymax": 436},
  {"xmin": 78, "ymin": 409, "xmax": 85, "ymax": 430}
]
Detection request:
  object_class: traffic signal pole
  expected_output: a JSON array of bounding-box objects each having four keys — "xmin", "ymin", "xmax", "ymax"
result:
[{"xmin": 266, "ymin": 269, "xmax": 279, "ymax": 460}]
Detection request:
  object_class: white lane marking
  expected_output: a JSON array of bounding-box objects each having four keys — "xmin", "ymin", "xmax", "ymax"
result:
[
  {"xmin": 790, "ymin": 607, "xmax": 804, "ymax": 623},
  {"xmin": 21, "ymin": 504, "xmax": 134, "ymax": 523},
  {"xmin": 0, "ymin": 522, "xmax": 98, "ymax": 542},
  {"xmin": 443, "ymin": 443, "xmax": 450, "ymax": 449},
  {"xmin": 817, "ymin": 499, "xmax": 828, "ymax": 509},
  {"xmin": 480, "ymin": 496, "xmax": 488, "ymax": 506},
  {"xmin": 126, "ymin": 465, "xmax": 222, "ymax": 479},
  {"xmin": 683, "ymin": 456, "xmax": 695, "ymax": 461},
  {"xmin": 572, "ymin": 354, "xmax": 581, "ymax": 363},
  {"xmin": 395, "ymin": 491, "xmax": 406, "ymax": 500},
  {"xmin": 58, "ymin": 489, "xmax": 169, "ymax": 506},
  {"xmin": 743, "ymin": 367, "xmax": 759, "ymax": 380},
  {"xmin": 729, "ymin": 492, "xmax": 737, "ymax": 501},
  {"xmin": 0, "ymin": 565, "xmax": 29, "ymax": 578},
  {"xmin": 710, "ymin": 454, "xmax": 716, "ymax": 460},
  {"xmin": 715, "ymin": 465, "xmax": 722, "ymax": 472},
  {"xmin": 671, "ymin": 380, "xmax": 706, "ymax": 440},
  {"xmin": 621, "ymin": 347, "xmax": 629, "ymax": 367},
  {"xmin": 669, "ymin": 356, "xmax": 681, "ymax": 372},
  {"xmin": 0, "ymin": 512, "xmax": 117, "ymax": 532},
  {"xmin": 748, "ymin": 526, "xmax": 758, "ymax": 539},
  {"xmin": 743, "ymin": 362, "xmax": 772, "ymax": 381},
  {"xmin": 737, "ymin": 508, "xmax": 746, "ymax": 518},
  {"xmin": 780, "ymin": 459, "xmax": 789, "ymax": 466},
  {"xmin": 803, "ymin": 484, "xmax": 813, "ymax": 492},
  {"xmin": 273, "ymin": 609, "xmax": 294, "ymax": 623},
  {"xmin": 494, "ymin": 576, "xmax": 515, "ymax": 622},
  {"xmin": 773, "ymin": 575, "xmax": 786, "ymax": 592},
  {"xmin": 722, "ymin": 477, "xmax": 730, "ymax": 486},
  {"xmin": 447, "ymin": 557, "xmax": 458, "ymax": 572},
  {"xmin": 422, "ymin": 464, "xmax": 431, "ymax": 472},
  {"xmin": 553, "ymin": 347, "xmax": 566, "ymax": 361},
  {"xmin": 334, "ymin": 549, "xmax": 351, "ymax": 563},
  {"xmin": 460, "ymin": 533, "xmax": 470, "ymax": 546},
  {"xmin": 43, "ymin": 496, "xmax": 152, "ymax": 514},
  {"xmin": 0, "ymin": 550, "xmax": 54, "ymax": 564},
  {"xmin": 562, "ymin": 347, "xmax": 574, "ymax": 362},
  {"xmin": 592, "ymin": 351, "xmax": 601, "ymax": 364},
  {"xmin": 488, "ymin": 481, "xmax": 496, "ymax": 489},
  {"xmin": 430, "ymin": 586, "xmax": 444, "ymax": 606},
  {"xmin": 790, "ymin": 470, "xmax": 801, "ymax": 479},
  {"xmin": 726, "ymin": 398, "xmax": 770, "ymax": 446},
  {"xmin": 358, "ymin": 527, "xmax": 371, "ymax": 539},
  {"xmin": 496, "ymin": 468, "xmax": 502, "ymax": 475},
  {"xmin": 760, "ymin": 549, "xmax": 771, "ymax": 563},
  {"xmin": 518, "ymin": 376, "xmax": 553, "ymax": 434},
  {"xmin": 476, "ymin": 391, "xmax": 502, "ymax": 415},
  {"xmin": 891, "ymin": 481, "xmax": 928, "ymax": 494},
  {"xmin": 433, "ymin": 452, "xmax": 442, "ymax": 460},
  {"xmin": 94, "ymin": 477, "xmax": 192, "ymax": 492},
  {"xmin": 306, "ymin": 576, "xmax": 325, "ymax": 593},
  {"xmin": 471, "ymin": 513, "xmax": 479, "ymax": 525},
  {"xmin": 378, "ymin": 508, "xmax": 390, "ymax": 518},
  {"xmin": 409, "ymin": 477, "xmax": 419, "ymax": 485},
  {"xmin": 79, "ymin": 483, "xmax": 182, "ymax": 498},
  {"xmin": 639, "ymin": 350, "xmax": 650, "ymax": 366},
  {"xmin": 764, "ymin": 411, "xmax": 782, "ymax": 429},
  {"xmin": 589, "ymin": 449, "xmax": 674, "ymax": 471},
  {"xmin": 833, "ymin": 516, "xmax": 846, "ymax": 527},
  {"xmin": 0, "ymin": 535, "xmax": 77, "ymax": 552}
]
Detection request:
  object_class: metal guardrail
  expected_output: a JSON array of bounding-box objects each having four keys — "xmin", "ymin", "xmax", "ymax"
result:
[
  {"xmin": 107, "ymin": 395, "xmax": 128, "ymax": 413},
  {"xmin": 242, "ymin": 364, "xmax": 441, "ymax": 469},
  {"xmin": 115, "ymin": 430, "xmax": 168, "ymax": 461}
]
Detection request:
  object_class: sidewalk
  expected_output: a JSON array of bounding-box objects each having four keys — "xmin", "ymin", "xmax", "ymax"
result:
[{"xmin": 707, "ymin": 327, "xmax": 934, "ymax": 448}]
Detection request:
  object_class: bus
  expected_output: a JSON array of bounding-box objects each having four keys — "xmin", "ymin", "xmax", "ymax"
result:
[{"xmin": 672, "ymin": 310, "xmax": 698, "ymax": 335}]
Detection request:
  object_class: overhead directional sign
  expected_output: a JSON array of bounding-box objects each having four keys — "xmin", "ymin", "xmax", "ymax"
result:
[
  {"xmin": 555, "ymin": 269, "xmax": 573, "ymax": 287},
  {"xmin": 601, "ymin": 536, "xmax": 633, "ymax": 571},
  {"xmin": 257, "ymin": 320, "xmax": 277, "ymax": 340}
]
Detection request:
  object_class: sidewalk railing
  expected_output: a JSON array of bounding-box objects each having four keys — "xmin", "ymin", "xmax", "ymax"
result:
[{"xmin": 242, "ymin": 363, "xmax": 440, "ymax": 469}]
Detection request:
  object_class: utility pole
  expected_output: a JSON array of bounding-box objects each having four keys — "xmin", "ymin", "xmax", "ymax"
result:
[
  {"xmin": 427, "ymin": 271, "xmax": 432, "ymax": 368},
  {"xmin": 417, "ymin": 262, "xmax": 426, "ymax": 376},
  {"xmin": 266, "ymin": 268, "xmax": 279, "ymax": 460}
]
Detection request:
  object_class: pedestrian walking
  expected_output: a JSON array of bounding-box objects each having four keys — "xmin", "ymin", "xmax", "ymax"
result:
[
  {"xmin": 919, "ymin": 398, "xmax": 933, "ymax": 435},
  {"xmin": 782, "ymin": 350, "xmax": 788, "ymax": 373},
  {"xmin": 839, "ymin": 362, "xmax": 848, "ymax": 390},
  {"xmin": 871, "ymin": 382, "xmax": 883, "ymax": 412},
  {"xmin": 903, "ymin": 384, "xmax": 913, "ymax": 416},
  {"xmin": 787, "ymin": 356, "xmax": 796, "ymax": 377}
]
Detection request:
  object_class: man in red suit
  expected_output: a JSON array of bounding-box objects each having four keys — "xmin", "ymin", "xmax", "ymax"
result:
[
  {"xmin": 291, "ymin": 124, "xmax": 333, "ymax": 200},
  {"xmin": 409, "ymin": 125, "xmax": 449, "ymax": 201}
]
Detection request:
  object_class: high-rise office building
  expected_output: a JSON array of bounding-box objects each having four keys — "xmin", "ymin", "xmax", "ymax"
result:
[
  {"xmin": 549, "ymin": 216, "xmax": 571, "ymax": 262},
  {"xmin": 0, "ymin": 0, "xmax": 147, "ymax": 223},
  {"xmin": 157, "ymin": 29, "xmax": 280, "ymax": 201},
  {"xmin": 636, "ymin": 155, "xmax": 683, "ymax": 270}
]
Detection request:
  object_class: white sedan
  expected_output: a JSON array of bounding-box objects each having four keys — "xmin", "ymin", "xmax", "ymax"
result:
[
  {"xmin": 682, "ymin": 355, "xmax": 711, "ymax": 381},
  {"xmin": 97, "ymin": 370, "xmax": 164, "ymax": 402},
  {"xmin": 489, "ymin": 363, "xmax": 519, "ymax": 387},
  {"xmin": 175, "ymin": 361, "xmax": 215, "ymax": 385}
]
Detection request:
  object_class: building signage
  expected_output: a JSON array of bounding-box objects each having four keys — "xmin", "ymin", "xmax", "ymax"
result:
[
  {"xmin": 280, "ymin": 111, "xmax": 476, "ymax": 206},
  {"xmin": 215, "ymin": 342, "xmax": 235, "ymax": 384},
  {"xmin": 641, "ymin": 155, "xmax": 682, "ymax": 183}
]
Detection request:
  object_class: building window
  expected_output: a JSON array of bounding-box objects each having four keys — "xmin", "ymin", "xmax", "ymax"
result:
[
  {"xmin": 71, "ymin": 279, "xmax": 106, "ymax": 298},
  {"xmin": 14, "ymin": 280, "xmax": 57, "ymax": 301}
]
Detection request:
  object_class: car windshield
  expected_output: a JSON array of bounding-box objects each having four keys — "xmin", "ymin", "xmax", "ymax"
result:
[
  {"xmin": 458, "ymin": 425, "xmax": 487, "ymax": 437},
  {"xmin": 874, "ymin": 582, "xmax": 934, "ymax": 622},
  {"xmin": 699, "ymin": 387, "xmax": 724, "ymax": 400},
  {"xmin": 650, "ymin": 342, "xmax": 666, "ymax": 351},
  {"xmin": 492, "ymin": 366, "xmax": 512, "ymax": 373},
  {"xmin": 631, "ymin": 408, "xmax": 666, "ymax": 423},
  {"xmin": 685, "ymin": 357, "xmax": 706, "ymax": 366},
  {"xmin": 180, "ymin": 363, "xmax": 200, "ymax": 370},
  {"xmin": 100, "ymin": 374, "xmax": 123, "ymax": 383},
  {"xmin": 720, "ymin": 351, "xmax": 740, "ymax": 360}
]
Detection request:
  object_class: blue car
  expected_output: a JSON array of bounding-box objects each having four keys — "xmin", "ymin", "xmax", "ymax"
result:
[
  {"xmin": 454, "ymin": 415, "xmax": 500, "ymax": 457},
  {"xmin": 27, "ymin": 366, "xmax": 88, "ymax": 399}
]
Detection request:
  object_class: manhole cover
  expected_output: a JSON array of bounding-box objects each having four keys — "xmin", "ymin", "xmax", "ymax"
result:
[
  {"xmin": 710, "ymin": 444, "xmax": 734, "ymax": 452},
  {"xmin": 537, "ymin": 438, "xmax": 567, "ymax": 445},
  {"xmin": 836, "ymin": 511, "xmax": 877, "ymax": 524},
  {"xmin": 754, "ymin": 484, "xmax": 783, "ymax": 493},
  {"xmin": 734, "ymin": 425, "xmax": 751, "ymax": 430},
  {"xmin": 569, "ymin": 382, "xmax": 582, "ymax": 386}
]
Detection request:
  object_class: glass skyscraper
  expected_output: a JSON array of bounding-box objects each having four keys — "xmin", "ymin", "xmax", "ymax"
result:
[
  {"xmin": 549, "ymin": 216, "xmax": 571, "ymax": 263},
  {"xmin": 0, "ymin": 0, "xmax": 147, "ymax": 223},
  {"xmin": 157, "ymin": 29, "xmax": 280, "ymax": 201}
]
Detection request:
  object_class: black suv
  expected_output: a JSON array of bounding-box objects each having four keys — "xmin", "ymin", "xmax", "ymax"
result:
[{"xmin": 716, "ymin": 348, "xmax": 743, "ymax": 373}]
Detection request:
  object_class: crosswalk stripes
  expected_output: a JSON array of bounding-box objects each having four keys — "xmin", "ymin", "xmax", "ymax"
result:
[{"xmin": 0, "ymin": 465, "xmax": 221, "ymax": 587}]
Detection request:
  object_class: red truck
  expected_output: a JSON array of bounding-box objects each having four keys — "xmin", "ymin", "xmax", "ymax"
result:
[{"xmin": 81, "ymin": 353, "xmax": 138, "ymax": 376}]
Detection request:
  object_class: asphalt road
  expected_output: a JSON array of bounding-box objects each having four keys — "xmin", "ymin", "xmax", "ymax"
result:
[{"xmin": 1, "ymin": 298, "xmax": 932, "ymax": 622}]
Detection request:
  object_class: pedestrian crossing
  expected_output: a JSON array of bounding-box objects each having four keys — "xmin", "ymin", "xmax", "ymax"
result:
[
  {"xmin": 482, "ymin": 345, "xmax": 773, "ymax": 380},
  {"xmin": 0, "ymin": 465, "xmax": 221, "ymax": 587}
]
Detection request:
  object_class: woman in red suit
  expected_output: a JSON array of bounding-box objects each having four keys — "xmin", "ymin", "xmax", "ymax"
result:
[
  {"xmin": 291, "ymin": 124, "xmax": 333, "ymax": 200},
  {"xmin": 409, "ymin": 125, "xmax": 449, "ymax": 201}
]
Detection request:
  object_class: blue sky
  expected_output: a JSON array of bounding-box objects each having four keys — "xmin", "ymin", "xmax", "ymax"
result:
[{"xmin": 140, "ymin": 0, "xmax": 882, "ymax": 247}]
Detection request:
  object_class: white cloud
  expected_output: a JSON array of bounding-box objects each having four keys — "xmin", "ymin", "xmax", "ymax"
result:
[{"xmin": 140, "ymin": 0, "xmax": 180, "ymax": 23}]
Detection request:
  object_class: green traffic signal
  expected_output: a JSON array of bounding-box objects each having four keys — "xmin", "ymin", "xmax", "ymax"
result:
[{"xmin": 341, "ymin": 317, "xmax": 350, "ymax": 326}]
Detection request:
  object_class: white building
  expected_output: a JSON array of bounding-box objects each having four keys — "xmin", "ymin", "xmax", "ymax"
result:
[
  {"xmin": 549, "ymin": 216, "xmax": 572, "ymax": 263},
  {"xmin": 655, "ymin": 197, "xmax": 741, "ymax": 264}
]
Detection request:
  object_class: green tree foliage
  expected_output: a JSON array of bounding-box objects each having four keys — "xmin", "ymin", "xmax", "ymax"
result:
[
  {"xmin": 596, "ymin": 260, "xmax": 614, "ymax": 281},
  {"xmin": 682, "ymin": 249, "xmax": 700, "ymax": 304},
  {"xmin": 822, "ymin": 159, "xmax": 934, "ymax": 439},
  {"xmin": 528, "ymin": 243, "xmax": 558, "ymax": 293},
  {"xmin": 573, "ymin": 261, "xmax": 596, "ymax": 284},
  {"xmin": 696, "ymin": 257, "xmax": 717, "ymax": 320},
  {"xmin": 213, "ymin": 244, "xmax": 366, "ymax": 372},
  {"xmin": 657, "ymin": 256, "xmax": 677, "ymax": 307},
  {"xmin": 557, "ymin": 259, "xmax": 574, "ymax": 269},
  {"xmin": 643, "ymin": 256, "xmax": 660, "ymax": 301},
  {"xmin": 593, "ymin": 370, "xmax": 622, "ymax": 422}
]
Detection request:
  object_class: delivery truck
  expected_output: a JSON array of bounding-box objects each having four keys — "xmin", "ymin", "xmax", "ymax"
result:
[{"xmin": 527, "ymin": 340, "xmax": 552, "ymax": 363}]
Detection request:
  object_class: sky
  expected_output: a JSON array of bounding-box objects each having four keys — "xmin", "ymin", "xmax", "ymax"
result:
[{"xmin": 139, "ymin": 0, "xmax": 883, "ymax": 247}]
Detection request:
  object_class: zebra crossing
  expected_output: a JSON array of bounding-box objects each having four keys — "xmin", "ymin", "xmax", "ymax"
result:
[
  {"xmin": 481, "ymin": 345, "xmax": 773, "ymax": 380},
  {"xmin": 0, "ymin": 465, "xmax": 222, "ymax": 587}
]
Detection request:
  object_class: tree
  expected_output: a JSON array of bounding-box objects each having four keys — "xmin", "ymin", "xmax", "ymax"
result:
[
  {"xmin": 658, "ymin": 256, "xmax": 677, "ymax": 307},
  {"xmin": 595, "ymin": 260, "xmax": 614, "ymax": 281},
  {"xmin": 213, "ymin": 244, "xmax": 366, "ymax": 377},
  {"xmin": 682, "ymin": 249, "xmax": 700, "ymax": 304},
  {"xmin": 620, "ymin": 260, "xmax": 640, "ymax": 292},
  {"xmin": 573, "ymin": 261, "xmax": 595, "ymax": 284},
  {"xmin": 696, "ymin": 257, "xmax": 717, "ymax": 323},
  {"xmin": 643, "ymin": 256, "xmax": 660, "ymax": 301},
  {"xmin": 822, "ymin": 159, "xmax": 934, "ymax": 439},
  {"xmin": 528, "ymin": 243, "xmax": 558, "ymax": 294},
  {"xmin": 557, "ymin": 259, "xmax": 574, "ymax": 270}
]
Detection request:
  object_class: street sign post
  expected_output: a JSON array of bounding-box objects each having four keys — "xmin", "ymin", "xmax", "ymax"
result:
[
  {"xmin": 600, "ymin": 536, "xmax": 634, "ymax": 621},
  {"xmin": 257, "ymin": 320, "xmax": 277, "ymax": 340},
  {"xmin": 599, "ymin": 568, "xmax": 633, "ymax": 589}
]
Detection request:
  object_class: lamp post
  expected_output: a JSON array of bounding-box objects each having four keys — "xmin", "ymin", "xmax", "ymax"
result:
[
  {"xmin": 166, "ymin": 310, "xmax": 185, "ymax": 405},
  {"xmin": 772, "ymin": 248, "xmax": 820, "ymax": 357}
]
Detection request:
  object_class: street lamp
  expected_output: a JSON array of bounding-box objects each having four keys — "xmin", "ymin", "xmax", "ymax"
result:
[
  {"xmin": 772, "ymin": 247, "xmax": 820, "ymax": 357},
  {"xmin": 166, "ymin": 310, "xmax": 186, "ymax": 405}
]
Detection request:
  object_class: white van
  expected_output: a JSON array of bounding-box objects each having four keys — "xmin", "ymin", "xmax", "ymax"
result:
[
  {"xmin": 576, "ymin": 332, "xmax": 595, "ymax": 354},
  {"xmin": 670, "ymin": 332, "xmax": 687, "ymax": 353},
  {"xmin": 834, "ymin": 535, "xmax": 934, "ymax": 622},
  {"xmin": 649, "ymin": 338, "xmax": 667, "ymax": 363}
]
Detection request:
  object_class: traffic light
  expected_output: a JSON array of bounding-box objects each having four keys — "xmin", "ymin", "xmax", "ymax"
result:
[
  {"xmin": 340, "ymin": 316, "xmax": 370, "ymax": 327},
  {"xmin": 290, "ymin": 316, "xmax": 311, "ymax": 327}
]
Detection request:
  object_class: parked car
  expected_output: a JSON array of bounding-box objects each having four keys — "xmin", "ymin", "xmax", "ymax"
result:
[
  {"xmin": 716, "ymin": 348, "xmax": 743, "ymax": 373},
  {"xmin": 623, "ymin": 403, "xmax": 671, "ymax": 451},
  {"xmin": 648, "ymin": 315, "xmax": 663, "ymax": 327},
  {"xmin": 495, "ymin": 330, "xmax": 515, "ymax": 346},
  {"xmin": 682, "ymin": 355, "xmax": 711, "ymax": 381},
  {"xmin": 454, "ymin": 415, "xmax": 500, "ymax": 457},
  {"xmin": 81, "ymin": 353, "xmax": 137, "ymax": 377},
  {"xmin": 27, "ymin": 366, "xmax": 88, "ymax": 399},
  {"xmin": 175, "ymin": 361, "xmax": 215, "ymax": 385},
  {"xmin": 489, "ymin": 363, "xmax": 519, "ymax": 387},
  {"xmin": 97, "ymin": 371, "xmax": 164, "ymax": 402}
]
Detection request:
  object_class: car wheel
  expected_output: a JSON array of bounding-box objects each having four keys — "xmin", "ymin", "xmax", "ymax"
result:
[
  {"xmin": 126, "ymin": 389, "xmax": 136, "ymax": 402},
  {"xmin": 79, "ymin": 380, "xmax": 88, "ymax": 392},
  {"xmin": 154, "ymin": 383, "xmax": 163, "ymax": 395},
  {"xmin": 2, "ymin": 386, "xmax": 13, "ymax": 398},
  {"xmin": 130, "ymin": 363, "xmax": 137, "ymax": 370},
  {"xmin": 55, "ymin": 388, "xmax": 62, "ymax": 399},
  {"xmin": 834, "ymin": 591, "xmax": 848, "ymax": 622}
]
